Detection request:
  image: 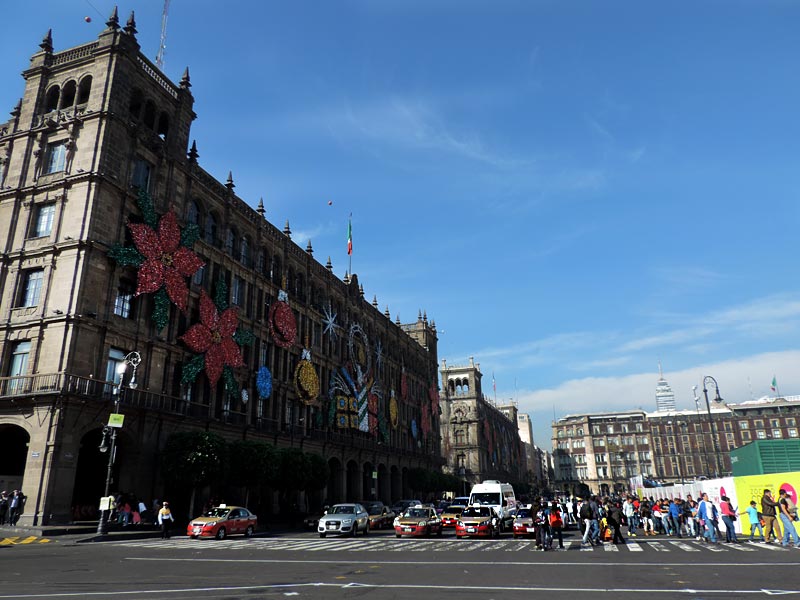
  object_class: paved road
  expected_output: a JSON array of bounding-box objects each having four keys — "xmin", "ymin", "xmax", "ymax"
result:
[{"xmin": 2, "ymin": 530, "xmax": 798, "ymax": 599}]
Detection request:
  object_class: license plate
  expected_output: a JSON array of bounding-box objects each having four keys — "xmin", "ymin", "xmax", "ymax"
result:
[
  {"xmin": 526, "ymin": 527, "xmax": 535, "ymax": 532},
  {"xmin": 467, "ymin": 527, "xmax": 476, "ymax": 532},
  {"xmin": 403, "ymin": 527, "xmax": 412, "ymax": 532},
  {"xmin": 327, "ymin": 524, "xmax": 336, "ymax": 530}
]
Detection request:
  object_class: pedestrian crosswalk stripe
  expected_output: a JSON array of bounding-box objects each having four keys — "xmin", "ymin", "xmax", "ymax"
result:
[
  {"xmin": 669, "ymin": 541, "xmax": 699, "ymax": 552},
  {"xmin": 108, "ymin": 537, "xmax": 794, "ymax": 554}
]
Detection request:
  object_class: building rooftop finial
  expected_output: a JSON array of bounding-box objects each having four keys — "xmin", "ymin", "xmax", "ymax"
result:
[
  {"xmin": 306, "ymin": 240, "xmax": 313, "ymax": 255},
  {"xmin": 106, "ymin": 6, "xmax": 120, "ymax": 30},
  {"xmin": 124, "ymin": 11, "xmax": 137, "ymax": 36},
  {"xmin": 40, "ymin": 29, "xmax": 53, "ymax": 53},
  {"xmin": 226, "ymin": 171, "xmax": 235, "ymax": 191},
  {"xmin": 257, "ymin": 197, "xmax": 265, "ymax": 218},
  {"xmin": 187, "ymin": 140, "xmax": 199, "ymax": 162},
  {"xmin": 180, "ymin": 67, "xmax": 191, "ymax": 89},
  {"xmin": 284, "ymin": 220, "xmax": 291, "ymax": 238},
  {"xmin": 326, "ymin": 257, "xmax": 333, "ymax": 271}
]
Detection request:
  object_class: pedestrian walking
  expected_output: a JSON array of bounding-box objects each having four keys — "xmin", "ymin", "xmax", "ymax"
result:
[
  {"xmin": 0, "ymin": 491, "xmax": 8, "ymax": 525},
  {"xmin": 761, "ymin": 489, "xmax": 782, "ymax": 543},
  {"xmin": 158, "ymin": 501, "xmax": 174, "ymax": 539},
  {"xmin": 697, "ymin": 493, "xmax": 718, "ymax": 544},
  {"xmin": 606, "ymin": 501, "xmax": 626, "ymax": 544},
  {"xmin": 549, "ymin": 502, "xmax": 565, "ymax": 549},
  {"xmin": 720, "ymin": 496, "xmax": 739, "ymax": 543},
  {"xmin": 8, "ymin": 490, "xmax": 24, "ymax": 526},
  {"xmin": 741, "ymin": 500, "xmax": 765, "ymax": 542},
  {"xmin": 777, "ymin": 489, "xmax": 800, "ymax": 548}
]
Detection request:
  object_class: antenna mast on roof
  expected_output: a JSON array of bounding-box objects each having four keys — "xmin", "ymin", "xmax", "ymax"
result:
[{"xmin": 156, "ymin": 0, "xmax": 171, "ymax": 70}]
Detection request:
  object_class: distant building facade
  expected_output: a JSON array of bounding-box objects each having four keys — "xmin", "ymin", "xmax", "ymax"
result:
[
  {"xmin": 439, "ymin": 358, "xmax": 526, "ymax": 493},
  {"xmin": 655, "ymin": 364, "xmax": 676, "ymax": 412},
  {"xmin": 551, "ymin": 395, "xmax": 800, "ymax": 495}
]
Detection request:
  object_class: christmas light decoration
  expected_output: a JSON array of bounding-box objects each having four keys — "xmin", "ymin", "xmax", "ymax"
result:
[
  {"xmin": 256, "ymin": 366, "xmax": 272, "ymax": 399},
  {"xmin": 268, "ymin": 290, "xmax": 296, "ymax": 348}
]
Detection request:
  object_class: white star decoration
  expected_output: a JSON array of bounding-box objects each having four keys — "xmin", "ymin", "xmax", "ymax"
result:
[
  {"xmin": 375, "ymin": 340, "xmax": 384, "ymax": 371},
  {"xmin": 322, "ymin": 303, "xmax": 339, "ymax": 339}
]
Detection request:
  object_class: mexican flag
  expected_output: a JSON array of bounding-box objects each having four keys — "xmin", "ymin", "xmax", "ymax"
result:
[
  {"xmin": 347, "ymin": 217, "xmax": 352, "ymax": 256},
  {"xmin": 771, "ymin": 376, "xmax": 777, "ymax": 392}
]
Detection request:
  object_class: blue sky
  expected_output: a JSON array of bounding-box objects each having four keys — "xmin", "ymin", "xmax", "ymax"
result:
[{"xmin": 4, "ymin": 1, "xmax": 799, "ymax": 447}]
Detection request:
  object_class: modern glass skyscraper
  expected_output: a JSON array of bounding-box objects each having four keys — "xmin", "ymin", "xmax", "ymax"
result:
[{"xmin": 655, "ymin": 363, "xmax": 676, "ymax": 412}]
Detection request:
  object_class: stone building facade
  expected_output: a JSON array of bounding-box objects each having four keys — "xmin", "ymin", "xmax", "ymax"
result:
[
  {"xmin": 439, "ymin": 358, "xmax": 526, "ymax": 495},
  {"xmin": 0, "ymin": 14, "xmax": 442, "ymax": 525},
  {"xmin": 551, "ymin": 395, "xmax": 800, "ymax": 496}
]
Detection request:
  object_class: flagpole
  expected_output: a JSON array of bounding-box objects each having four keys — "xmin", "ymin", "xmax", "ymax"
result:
[{"xmin": 347, "ymin": 213, "xmax": 353, "ymax": 277}]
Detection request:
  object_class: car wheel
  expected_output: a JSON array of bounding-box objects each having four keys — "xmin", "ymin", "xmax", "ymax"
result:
[
  {"xmin": 215, "ymin": 527, "xmax": 226, "ymax": 540},
  {"xmin": 437, "ymin": 527, "xmax": 443, "ymax": 537},
  {"xmin": 396, "ymin": 533, "xmax": 401, "ymax": 538},
  {"xmin": 350, "ymin": 526, "xmax": 357, "ymax": 537},
  {"xmin": 245, "ymin": 525, "xmax": 254, "ymax": 538},
  {"xmin": 319, "ymin": 532, "xmax": 326, "ymax": 538}
]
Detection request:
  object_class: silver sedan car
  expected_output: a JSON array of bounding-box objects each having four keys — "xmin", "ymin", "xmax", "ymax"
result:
[{"xmin": 318, "ymin": 503, "xmax": 370, "ymax": 537}]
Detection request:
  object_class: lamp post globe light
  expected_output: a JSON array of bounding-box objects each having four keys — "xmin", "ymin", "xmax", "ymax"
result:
[
  {"xmin": 97, "ymin": 351, "xmax": 141, "ymax": 535},
  {"xmin": 701, "ymin": 375, "xmax": 724, "ymax": 479}
]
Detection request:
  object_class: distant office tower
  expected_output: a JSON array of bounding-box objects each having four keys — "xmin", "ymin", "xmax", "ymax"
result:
[{"xmin": 655, "ymin": 363, "xmax": 676, "ymax": 412}]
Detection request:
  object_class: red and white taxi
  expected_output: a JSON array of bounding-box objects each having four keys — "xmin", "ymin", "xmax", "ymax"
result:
[
  {"xmin": 456, "ymin": 505, "xmax": 499, "ymax": 538},
  {"xmin": 187, "ymin": 505, "xmax": 257, "ymax": 540},
  {"xmin": 393, "ymin": 505, "xmax": 443, "ymax": 537}
]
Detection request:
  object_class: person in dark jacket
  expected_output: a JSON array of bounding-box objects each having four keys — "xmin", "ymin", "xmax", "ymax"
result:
[
  {"xmin": 606, "ymin": 501, "xmax": 626, "ymax": 544},
  {"xmin": 761, "ymin": 489, "xmax": 782, "ymax": 543}
]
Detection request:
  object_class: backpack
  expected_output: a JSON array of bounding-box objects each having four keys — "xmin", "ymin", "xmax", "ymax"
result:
[{"xmin": 580, "ymin": 502, "xmax": 592, "ymax": 520}]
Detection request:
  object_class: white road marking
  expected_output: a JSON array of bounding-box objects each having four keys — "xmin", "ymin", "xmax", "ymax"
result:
[{"xmin": 668, "ymin": 541, "xmax": 699, "ymax": 552}]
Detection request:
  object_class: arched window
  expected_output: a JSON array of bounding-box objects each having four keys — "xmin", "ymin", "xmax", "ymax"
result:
[
  {"xmin": 129, "ymin": 88, "xmax": 143, "ymax": 119},
  {"xmin": 271, "ymin": 255, "xmax": 282, "ymax": 285},
  {"xmin": 296, "ymin": 273, "xmax": 305, "ymax": 300},
  {"xmin": 239, "ymin": 236, "xmax": 250, "ymax": 265},
  {"xmin": 204, "ymin": 213, "xmax": 218, "ymax": 245},
  {"xmin": 143, "ymin": 100, "xmax": 156, "ymax": 129},
  {"xmin": 226, "ymin": 228, "xmax": 237, "ymax": 255},
  {"xmin": 45, "ymin": 86, "xmax": 60, "ymax": 112},
  {"xmin": 60, "ymin": 81, "xmax": 76, "ymax": 109},
  {"xmin": 157, "ymin": 112, "xmax": 169, "ymax": 140},
  {"xmin": 77, "ymin": 76, "xmax": 92, "ymax": 105},
  {"xmin": 187, "ymin": 199, "xmax": 201, "ymax": 226}
]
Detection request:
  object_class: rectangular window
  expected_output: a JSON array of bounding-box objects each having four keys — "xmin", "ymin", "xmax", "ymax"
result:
[
  {"xmin": 757, "ymin": 430, "xmax": 767, "ymax": 439},
  {"xmin": 771, "ymin": 419, "xmax": 781, "ymax": 428},
  {"xmin": 8, "ymin": 341, "xmax": 31, "ymax": 394},
  {"xmin": 192, "ymin": 264, "xmax": 205, "ymax": 287},
  {"xmin": 739, "ymin": 421, "xmax": 749, "ymax": 430},
  {"xmin": 32, "ymin": 203, "xmax": 56, "ymax": 238},
  {"xmin": 231, "ymin": 276, "xmax": 244, "ymax": 306},
  {"xmin": 607, "ymin": 425, "xmax": 614, "ymax": 434},
  {"xmin": 113, "ymin": 280, "xmax": 134, "ymax": 318},
  {"xmin": 789, "ymin": 429, "xmax": 798, "ymax": 438},
  {"xmin": 44, "ymin": 141, "xmax": 67, "ymax": 174},
  {"xmin": 131, "ymin": 158, "xmax": 152, "ymax": 190},
  {"xmin": 20, "ymin": 269, "xmax": 44, "ymax": 307},
  {"xmin": 773, "ymin": 429, "xmax": 783, "ymax": 439},
  {"xmin": 742, "ymin": 431, "xmax": 751, "ymax": 441},
  {"xmin": 105, "ymin": 348, "xmax": 126, "ymax": 387},
  {"xmin": 788, "ymin": 418, "xmax": 796, "ymax": 427}
]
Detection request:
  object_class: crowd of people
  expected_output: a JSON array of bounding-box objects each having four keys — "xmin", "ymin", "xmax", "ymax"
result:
[
  {"xmin": 556, "ymin": 487, "xmax": 800, "ymax": 549},
  {"xmin": 0, "ymin": 490, "xmax": 26, "ymax": 526}
]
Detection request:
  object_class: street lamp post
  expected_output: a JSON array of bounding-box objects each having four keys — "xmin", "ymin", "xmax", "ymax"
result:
[
  {"xmin": 97, "ymin": 351, "xmax": 140, "ymax": 535},
  {"xmin": 701, "ymin": 375, "xmax": 724, "ymax": 479}
]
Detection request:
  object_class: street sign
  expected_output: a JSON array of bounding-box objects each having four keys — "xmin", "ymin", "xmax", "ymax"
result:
[
  {"xmin": 108, "ymin": 413, "xmax": 124, "ymax": 428},
  {"xmin": 99, "ymin": 495, "xmax": 115, "ymax": 510}
]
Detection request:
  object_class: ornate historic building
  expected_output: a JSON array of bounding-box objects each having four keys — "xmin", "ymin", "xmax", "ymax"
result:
[
  {"xmin": 439, "ymin": 358, "xmax": 526, "ymax": 494},
  {"xmin": 0, "ymin": 14, "xmax": 442, "ymax": 525}
]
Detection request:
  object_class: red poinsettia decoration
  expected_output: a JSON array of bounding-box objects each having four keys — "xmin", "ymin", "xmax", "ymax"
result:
[
  {"xmin": 128, "ymin": 211, "xmax": 204, "ymax": 311},
  {"xmin": 180, "ymin": 291, "xmax": 244, "ymax": 387}
]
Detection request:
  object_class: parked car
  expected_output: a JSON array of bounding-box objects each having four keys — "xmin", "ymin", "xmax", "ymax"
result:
[
  {"xmin": 187, "ymin": 505, "xmax": 258, "ymax": 540},
  {"xmin": 440, "ymin": 503, "xmax": 467, "ymax": 528},
  {"xmin": 318, "ymin": 503, "xmax": 370, "ymax": 537},
  {"xmin": 361, "ymin": 501, "xmax": 395, "ymax": 530},
  {"xmin": 305, "ymin": 509, "xmax": 326, "ymax": 529},
  {"xmin": 456, "ymin": 505, "xmax": 500, "ymax": 539},
  {"xmin": 391, "ymin": 499, "xmax": 422, "ymax": 515},
  {"xmin": 393, "ymin": 505, "xmax": 443, "ymax": 537}
]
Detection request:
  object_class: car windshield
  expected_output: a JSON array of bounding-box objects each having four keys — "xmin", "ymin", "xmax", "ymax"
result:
[
  {"xmin": 471, "ymin": 493, "xmax": 501, "ymax": 505},
  {"xmin": 405, "ymin": 508, "xmax": 429, "ymax": 518},
  {"xmin": 461, "ymin": 507, "xmax": 491, "ymax": 518},
  {"xmin": 515, "ymin": 509, "xmax": 532, "ymax": 518},
  {"xmin": 329, "ymin": 505, "xmax": 355, "ymax": 514},
  {"xmin": 366, "ymin": 505, "xmax": 384, "ymax": 515},
  {"xmin": 203, "ymin": 508, "xmax": 231, "ymax": 518},
  {"xmin": 445, "ymin": 504, "xmax": 465, "ymax": 512}
]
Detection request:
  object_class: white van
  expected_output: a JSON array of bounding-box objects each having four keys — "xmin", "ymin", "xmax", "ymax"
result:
[{"xmin": 468, "ymin": 481, "xmax": 516, "ymax": 530}]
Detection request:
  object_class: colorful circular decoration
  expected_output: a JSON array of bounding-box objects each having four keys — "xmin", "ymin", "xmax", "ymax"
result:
[
  {"xmin": 241, "ymin": 389, "xmax": 249, "ymax": 404},
  {"xmin": 256, "ymin": 366, "xmax": 272, "ymax": 399},
  {"xmin": 411, "ymin": 418, "xmax": 418, "ymax": 439},
  {"xmin": 400, "ymin": 368, "xmax": 408, "ymax": 401},
  {"xmin": 268, "ymin": 292, "xmax": 297, "ymax": 349},
  {"xmin": 389, "ymin": 391, "xmax": 398, "ymax": 429},
  {"xmin": 348, "ymin": 323, "xmax": 372, "ymax": 385},
  {"xmin": 294, "ymin": 351, "xmax": 320, "ymax": 405}
]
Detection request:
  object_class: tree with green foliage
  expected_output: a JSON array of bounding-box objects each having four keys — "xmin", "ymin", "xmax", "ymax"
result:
[
  {"xmin": 160, "ymin": 431, "xmax": 227, "ymax": 517},
  {"xmin": 306, "ymin": 453, "xmax": 330, "ymax": 492},
  {"xmin": 227, "ymin": 440, "xmax": 277, "ymax": 506}
]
